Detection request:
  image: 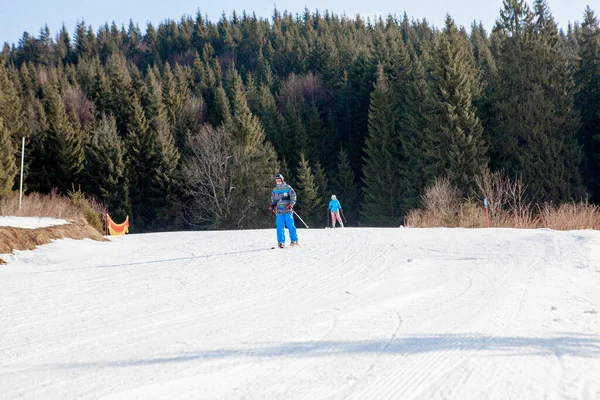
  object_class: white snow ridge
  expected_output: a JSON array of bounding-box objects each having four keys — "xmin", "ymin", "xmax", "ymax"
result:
[{"xmin": 1, "ymin": 227, "xmax": 599, "ymax": 399}]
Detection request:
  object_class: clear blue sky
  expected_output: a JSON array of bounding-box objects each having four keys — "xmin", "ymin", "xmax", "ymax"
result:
[{"xmin": 1, "ymin": 0, "xmax": 595, "ymax": 46}]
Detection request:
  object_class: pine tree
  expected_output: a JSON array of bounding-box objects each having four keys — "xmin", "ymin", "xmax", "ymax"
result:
[
  {"xmin": 312, "ymin": 160, "xmax": 329, "ymax": 225},
  {"xmin": 40, "ymin": 78, "xmax": 84, "ymax": 193},
  {"xmin": 281, "ymin": 101, "xmax": 308, "ymax": 169},
  {"xmin": 151, "ymin": 122, "xmax": 181, "ymax": 230},
  {"xmin": 295, "ymin": 152, "xmax": 319, "ymax": 225},
  {"xmin": 305, "ymin": 100, "xmax": 330, "ymax": 165},
  {"xmin": 56, "ymin": 24, "xmax": 73, "ymax": 64},
  {"xmin": 84, "ymin": 114, "xmax": 130, "ymax": 221},
  {"xmin": 0, "ymin": 64, "xmax": 26, "ymax": 176},
  {"xmin": 125, "ymin": 94, "xmax": 156, "ymax": 230},
  {"xmin": 106, "ymin": 53, "xmax": 133, "ymax": 135},
  {"xmin": 487, "ymin": 0, "xmax": 584, "ymax": 202},
  {"xmin": 332, "ymin": 148, "xmax": 360, "ymax": 226},
  {"xmin": 224, "ymin": 65, "xmax": 278, "ymax": 227},
  {"xmin": 397, "ymin": 57, "xmax": 428, "ymax": 211},
  {"xmin": 0, "ymin": 118, "xmax": 17, "ymax": 197},
  {"xmin": 24, "ymin": 99, "xmax": 51, "ymax": 193},
  {"xmin": 162, "ymin": 63, "xmax": 190, "ymax": 126},
  {"xmin": 361, "ymin": 65, "xmax": 404, "ymax": 226},
  {"xmin": 74, "ymin": 21, "xmax": 93, "ymax": 61},
  {"xmin": 225, "ymin": 65, "xmax": 264, "ymax": 148},
  {"xmin": 575, "ymin": 7, "xmax": 600, "ymax": 200},
  {"xmin": 278, "ymin": 158, "xmax": 292, "ymax": 186},
  {"xmin": 423, "ymin": 15, "xmax": 487, "ymax": 194},
  {"xmin": 211, "ymin": 84, "xmax": 232, "ymax": 127}
]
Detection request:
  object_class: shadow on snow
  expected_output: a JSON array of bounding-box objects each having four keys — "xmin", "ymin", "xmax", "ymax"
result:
[{"xmin": 51, "ymin": 333, "xmax": 600, "ymax": 369}]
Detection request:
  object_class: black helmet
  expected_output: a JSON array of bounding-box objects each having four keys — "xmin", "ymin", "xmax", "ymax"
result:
[{"xmin": 274, "ymin": 173, "xmax": 284, "ymax": 181}]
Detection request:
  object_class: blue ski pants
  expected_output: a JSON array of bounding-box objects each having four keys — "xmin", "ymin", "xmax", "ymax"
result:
[{"xmin": 276, "ymin": 213, "xmax": 298, "ymax": 243}]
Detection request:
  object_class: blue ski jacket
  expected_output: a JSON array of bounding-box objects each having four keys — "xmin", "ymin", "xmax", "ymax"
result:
[
  {"xmin": 271, "ymin": 183, "xmax": 296, "ymax": 215},
  {"xmin": 329, "ymin": 199, "xmax": 342, "ymax": 212}
]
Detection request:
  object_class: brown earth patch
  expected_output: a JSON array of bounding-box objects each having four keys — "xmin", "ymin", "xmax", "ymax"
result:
[{"xmin": 0, "ymin": 218, "xmax": 107, "ymax": 264}]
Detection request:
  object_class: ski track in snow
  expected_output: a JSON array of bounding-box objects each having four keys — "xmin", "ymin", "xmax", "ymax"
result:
[{"xmin": 1, "ymin": 227, "xmax": 599, "ymax": 399}]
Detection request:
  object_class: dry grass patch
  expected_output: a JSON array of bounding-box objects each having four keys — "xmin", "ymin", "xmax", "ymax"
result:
[
  {"xmin": 0, "ymin": 218, "xmax": 107, "ymax": 264},
  {"xmin": 0, "ymin": 191, "xmax": 108, "ymax": 264},
  {"xmin": 405, "ymin": 174, "xmax": 600, "ymax": 230}
]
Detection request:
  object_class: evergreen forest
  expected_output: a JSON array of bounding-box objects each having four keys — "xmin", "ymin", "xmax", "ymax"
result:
[{"xmin": 0, "ymin": 0, "xmax": 599, "ymax": 231}]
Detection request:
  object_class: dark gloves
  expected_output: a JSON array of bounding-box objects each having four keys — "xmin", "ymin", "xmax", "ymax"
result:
[
  {"xmin": 269, "ymin": 204, "xmax": 275, "ymax": 212},
  {"xmin": 286, "ymin": 203, "xmax": 294, "ymax": 210}
]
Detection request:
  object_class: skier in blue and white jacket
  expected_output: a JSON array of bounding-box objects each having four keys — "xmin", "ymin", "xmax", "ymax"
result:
[{"xmin": 269, "ymin": 174, "xmax": 299, "ymax": 248}]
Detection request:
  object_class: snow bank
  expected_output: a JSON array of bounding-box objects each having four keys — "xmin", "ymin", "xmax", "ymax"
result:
[{"xmin": 0, "ymin": 216, "xmax": 70, "ymax": 229}]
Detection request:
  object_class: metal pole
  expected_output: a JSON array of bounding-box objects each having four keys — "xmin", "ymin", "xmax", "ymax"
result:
[
  {"xmin": 293, "ymin": 210, "xmax": 309, "ymax": 228},
  {"xmin": 340, "ymin": 209, "xmax": 348, "ymax": 223},
  {"xmin": 19, "ymin": 137, "xmax": 25, "ymax": 209}
]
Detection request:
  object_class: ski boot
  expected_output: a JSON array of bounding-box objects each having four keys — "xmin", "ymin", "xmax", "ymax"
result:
[
  {"xmin": 278, "ymin": 242, "xmax": 285, "ymax": 249},
  {"xmin": 290, "ymin": 241, "xmax": 299, "ymax": 247}
]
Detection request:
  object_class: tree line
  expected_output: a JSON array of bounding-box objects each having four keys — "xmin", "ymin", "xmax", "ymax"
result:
[{"xmin": 0, "ymin": 0, "xmax": 599, "ymax": 231}]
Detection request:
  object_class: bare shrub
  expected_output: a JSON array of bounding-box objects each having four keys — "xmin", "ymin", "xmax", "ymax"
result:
[
  {"xmin": 67, "ymin": 187, "xmax": 107, "ymax": 233},
  {"xmin": 404, "ymin": 209, "xmax": 440, "ymax": 228},
  {"xmin": 475, "ymin": 166, "xmax": 505, "ymax": 219},
  {"xmin": 458, "ymin": 200, "xmax": 483, "ymax": 228},
  {"xmin": 406, "ymin": 169, "xmax": 600, "ymax": 230},
  {"xmin": 475, "ymin": 166, "xmax": 527, "ymax": 226},
  {"xmin": 421, "ymin": 177, "xmax": 461, "ymax": 226},
  {"xmin": 62, "ymin": 86, "xmax": 95, "ymax": 130},
  {"xmin": 277, "ymin": 73, "xmax": 324, "ymax": 105}
]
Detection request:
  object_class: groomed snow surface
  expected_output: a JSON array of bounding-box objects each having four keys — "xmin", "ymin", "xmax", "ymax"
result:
[{"xmin": 1, "ymin": 225, "xmax": 599, "ymax": 399}]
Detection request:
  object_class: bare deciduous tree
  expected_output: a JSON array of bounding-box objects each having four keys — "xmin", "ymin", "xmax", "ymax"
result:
[
  {"xmin": 180, "ymin": 124, "xmax": 251, "ymax": 229},
  {"xmin": 475, "ymin": 166, "xmax": 528, "ymax": 224}
]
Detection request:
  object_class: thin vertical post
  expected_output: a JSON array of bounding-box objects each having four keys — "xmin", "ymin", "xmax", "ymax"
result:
[
  {"xmin": 484, "ymin": 197, "xmax": 489, "ymax": 228},
  {"xmin": 19, "ymin": 137, "xmax": 25, "ymax": 209}
]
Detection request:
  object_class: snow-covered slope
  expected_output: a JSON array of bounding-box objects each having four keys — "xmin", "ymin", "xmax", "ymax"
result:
[{"xmin": 1, "ymin": 227, "xmax": 599, "ymax": 399}]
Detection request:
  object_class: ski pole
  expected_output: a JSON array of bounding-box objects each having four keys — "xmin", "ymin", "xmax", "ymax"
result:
[
  {"xmin": 340, "ymin": 209, "xmax": 348, "ymax": 223},
  {"xmin": 326, "ymin": 207, "xmax": 329, "ymax": 228},
  {"xmin": 293, "ymin": 210, "xmax": 309, "ymax": 228}
]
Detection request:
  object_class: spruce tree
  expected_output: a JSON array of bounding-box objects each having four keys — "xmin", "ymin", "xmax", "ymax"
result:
[
  {"xmin": 0, "ymin": 118, "xmax": 17, "ymax": 197},
  {"xmin": 255, "ymin": 84, "xmax": 283, "ymax": 151},
  {"xmin": 361, "ymin": 64, "xmax": 404, "ymax": 226},
  {"xmin": 0, "ymin": 64, "xmax": 26, "ymax": 179},
  {"xmin": 333, "ymin": 148, "xmax": 360, "ymax": 226},
  {"xmin": 397, "ymin": 57, "xmax": 429, "ymax": 210},
  {"xmin": 151, "ymin": 122, "xmax": 181, "ymax": 230},
  {"xmin": 40, "ymin": 78, "xmax": 84, "ymax": 193},
  {"xmin": 207, "ymin": 65, "xmax": 278, "ymax": 228},
  {"xmin": 423, "ymin": 15, "xmax": 487, "ymax": 194},
  {"xmin": 84, "ymin": 114, "xmax": 130, "ymax": 221},
  {"xmin": 106, "ymin": 53, "xmax": 133, "ymax": 135},
  {"xmin": 575, "ymin": 7, "xmax": 600, "ymax": 200},
  {"xmin": 24, "ymin": 99, "xmax": 51, "ymax": 193},
  {"xmin": 312, "ymin": 160, "xmax": 329, "ymax": 225},
  {"xmin": 211, "ymin": 84, "xmax": 232, "ymax": 127},
  {"xmin": 295, "ymin": 152, "xmax": 319, "ymax": 225},
  {"xmin": 487, "ymin": 0, "xmax": 584, "ymax": 202},
  {"xmin": 125, "ymin": 94, "xmax": 156, "ymax": 230}
]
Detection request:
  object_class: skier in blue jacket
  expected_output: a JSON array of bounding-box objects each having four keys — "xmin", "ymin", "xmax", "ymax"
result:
[
  {"xmin": 269, "ymin": 174, "xmax": 299, "ymax": 248},
  {"xmin": 329, "ymin": 195, "xmax": 344, "ymax": 228}
]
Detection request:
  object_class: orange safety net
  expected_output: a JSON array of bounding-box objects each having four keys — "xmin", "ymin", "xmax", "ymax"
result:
[{"xmin": 106, "ymin": 214, "xmax": 129, "ymax": 236}]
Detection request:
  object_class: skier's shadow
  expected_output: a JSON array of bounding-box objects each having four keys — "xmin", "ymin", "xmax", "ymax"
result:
[
  {"xmin": 50, "ymin": 333, "xmax": 600, "ymax": 370},
  {"xmin": 95, "ymin": 247, "xmax": 275, "ymax": 268},
  {"xmin": 31, "ymin": 248, "xmax": 276, "ymax": 273}
]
